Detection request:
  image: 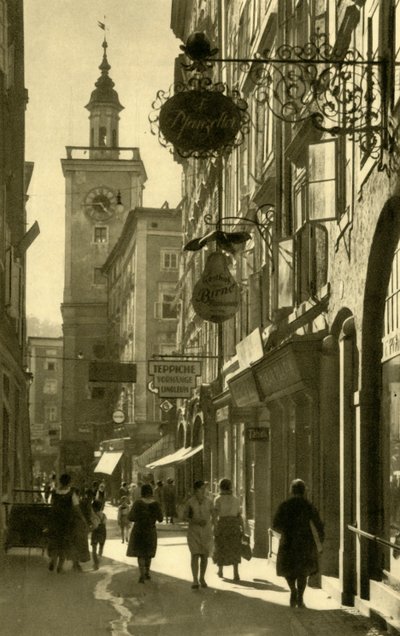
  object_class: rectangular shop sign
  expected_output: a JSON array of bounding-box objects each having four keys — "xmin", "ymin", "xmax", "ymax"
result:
[
  {"xmin": 148, "ymin": 359, "xmax": 202, "ymax": 398},
  {"xmin": 246, "ymin": 427, "xmax": 269, "ymax": 441}
]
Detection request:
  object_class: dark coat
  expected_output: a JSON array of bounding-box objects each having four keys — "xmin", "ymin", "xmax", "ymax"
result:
[
  {"xmin": 273, "ymin": 495, "xmax": 324, "ymax": 578},
  {"xmin": 126, "ymin": 499, "xmax": 163, "ymax": 558}
]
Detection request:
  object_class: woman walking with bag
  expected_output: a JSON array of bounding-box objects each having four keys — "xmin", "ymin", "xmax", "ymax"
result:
[
  {"xmin": 273, "ymin": 478, "xmax": 324, "ymax": 608},
  {"xmin": 126, "ymin": 483, "xmax": 163, "ymax": 583},
  {"xmin": 213, "ymin": 478, "xmax": 243, "ymax": 581}
]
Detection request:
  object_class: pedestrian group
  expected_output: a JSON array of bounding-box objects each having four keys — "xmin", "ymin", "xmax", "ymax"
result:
[{"xmin": 44, "ymin": 472, "xmax": 324, "ymax": 607}]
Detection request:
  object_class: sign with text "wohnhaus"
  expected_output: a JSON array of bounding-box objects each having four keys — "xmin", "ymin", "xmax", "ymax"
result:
[{"xmin": 148, "ymin": 360, "xmax": 202, "ymax": 399}]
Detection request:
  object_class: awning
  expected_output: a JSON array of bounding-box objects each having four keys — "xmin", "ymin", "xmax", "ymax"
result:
[
  {"xmin": 135, "ymin": 433, "xmax": 175, "ymax": 471},
  {"xmin": 146, "ymin": 444, "xmax": 203, "ymax": 469},
  {"xmin": 94, "ymin": 451, "xmax": 123, "ymax": 475}
]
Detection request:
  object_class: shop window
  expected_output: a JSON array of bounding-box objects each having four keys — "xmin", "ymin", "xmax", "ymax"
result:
[
  {"xmin": 94, "ymin": 226, "xmax": 108, "ymax": 244},
  {"xmin": 383, "ymin": 240, "xmax": 400, "ymax": 578}
]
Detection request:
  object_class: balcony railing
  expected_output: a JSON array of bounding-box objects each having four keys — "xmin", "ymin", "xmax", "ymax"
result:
[{"xmin": 65, "ymin": 146, "xmax": 142, "ymax": 161}]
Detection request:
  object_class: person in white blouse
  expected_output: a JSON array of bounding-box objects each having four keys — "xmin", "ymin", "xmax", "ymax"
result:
[{"xmin": 213, "ymin": 478, "xmax": 243, "ymax": 581}]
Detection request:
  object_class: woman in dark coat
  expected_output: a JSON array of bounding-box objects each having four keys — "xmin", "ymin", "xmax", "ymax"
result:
[
  {"xmin": 273, "ymin": 478, "xmax": 324, "ymax": 608},
  {"xmin": 126, "ymin": 483, "xmax": 163, "ymax": 583},
  {"xmin": 47, "ymin": 473, "xmax": 78, "ymax": 572}
]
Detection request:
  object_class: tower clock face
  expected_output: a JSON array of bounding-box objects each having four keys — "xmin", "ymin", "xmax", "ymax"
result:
[{"xmin": 84, "ymin": 186, "xmax": 116, "ymax": 221}]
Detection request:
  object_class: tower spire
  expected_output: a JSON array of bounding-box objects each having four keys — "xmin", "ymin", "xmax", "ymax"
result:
[{"xmin": 85, "ymin": 30, "xmax": 124, "ymax": 156}]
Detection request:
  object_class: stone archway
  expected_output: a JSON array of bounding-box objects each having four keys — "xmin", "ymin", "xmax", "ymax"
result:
[{"xmin": 360, "ymin": 196, "xmax": 400, "ymax": 595}]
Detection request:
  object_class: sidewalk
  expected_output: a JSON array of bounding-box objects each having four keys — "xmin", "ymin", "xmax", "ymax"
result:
[
  {"xmin": 104, "ymin": 503, "xmax": 394, "ymax": 635},
  {"xmin": 0, "ymin": 503, "xmax": 395, "ymax": 636}
]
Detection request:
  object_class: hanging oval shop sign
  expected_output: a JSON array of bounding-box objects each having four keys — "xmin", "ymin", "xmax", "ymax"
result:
[
  {"xmin": 192, "ymin": 252, "xmax": 240, "ymax": 323},
  {"xmin": 159, "ymin": 89, "xmax": 244, "ymax": 155}
]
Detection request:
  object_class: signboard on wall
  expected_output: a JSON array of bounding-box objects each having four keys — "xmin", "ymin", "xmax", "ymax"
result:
[
  {"xmin": 148, "ymin": 360, "xmax": 202, "ymax": 398},
  {"xmin": 246, "ymin": 427, "xmax": 269, "ymax": 442}
]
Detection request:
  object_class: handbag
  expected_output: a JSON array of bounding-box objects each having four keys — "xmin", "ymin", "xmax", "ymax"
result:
[
  {"xmin": 240, "ymin": 533, "xmax": 252, "ymax": 561},
  {"xmin": 309, "ymin": 519, "xmax": 323, "ymax": 554}
]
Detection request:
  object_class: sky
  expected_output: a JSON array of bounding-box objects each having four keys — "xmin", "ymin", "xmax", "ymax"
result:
[{"xmin": 24, "ymin": 0, "xmax": 182, "ymax": 325}]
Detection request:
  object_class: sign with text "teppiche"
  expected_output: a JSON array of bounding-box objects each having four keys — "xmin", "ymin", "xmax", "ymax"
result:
[{"xmin": 148, "ymin": 360, "xmax": 202, "ymax": 398}]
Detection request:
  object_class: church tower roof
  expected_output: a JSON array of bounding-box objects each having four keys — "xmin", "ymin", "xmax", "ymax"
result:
[{"xmin": 85, "ymin": 39, "xmax": 124, "ymax": 112}]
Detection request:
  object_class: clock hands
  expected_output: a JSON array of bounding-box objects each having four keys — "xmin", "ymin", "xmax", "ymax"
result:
[{"xmin": 91, "ymin": 202, "xmax": 109, "ymax": 213}]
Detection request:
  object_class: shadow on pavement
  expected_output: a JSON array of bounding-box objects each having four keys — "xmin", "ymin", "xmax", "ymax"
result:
[
  {"xmin": 108, "ymin": 567, "xmax": 387, "ymax": 636},
  {"xmin": 227, "ymin": 578, "xmax": 287, "ymax": 592}
]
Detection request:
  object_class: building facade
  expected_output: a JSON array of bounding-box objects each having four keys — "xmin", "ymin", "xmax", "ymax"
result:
[
  {"xmin": 27, "ymin": 337, "xmax": 63, "ymax": 477},
  {"xmin": 60, "ymin": 37, "xmax": 146, "ymax": 483},
  {"xmin": 0, "ymin": 0, "xmax": 35, "ymax": 542},
  {"xmin": 100, "ymin": 205, "xmax": 182, "ymax": 490},
  {"xmin": 169, "ymin": 0, "xmax": 400, "ymax": 624}
]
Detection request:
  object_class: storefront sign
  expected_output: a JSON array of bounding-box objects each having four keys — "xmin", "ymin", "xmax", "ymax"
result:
[
  {"xmin": 246, "ymin": 427, "xmax": 269, "ymax": 441},
  {"xmin": 228, "ymin": 369, "xmax": 261, "ymax": 407},
  {"xmin": 148, "ymin": 360, "xmax": 202, "ymax": 398},
  {"xmin": 254, "ymin": 339, "xmax": 321, "ymax": 401},
  {"xmin": 382, "ymin": 331, "xmax": 400, "ymax": 362},
  {"xmin": 192, "ymin": 252, "xmax": 240, "ymax": 323},
  {"xmin": 159, "ymin": 90, "xmax": 243, "ymax": 154},
  {"xmin": 236, "ymin": 328, "xmax": 264, "ymax": 368}
]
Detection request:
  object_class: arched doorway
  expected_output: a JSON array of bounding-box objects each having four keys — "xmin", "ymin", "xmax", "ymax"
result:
[{"xmin": 361, "ymin": 196, "xmax": 400, "ymax": 598}]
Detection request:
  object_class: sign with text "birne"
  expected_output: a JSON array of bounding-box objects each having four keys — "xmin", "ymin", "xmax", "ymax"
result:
[{"xmin": 148, "ymin": 360, "xmax": 202, "ymax": 399}]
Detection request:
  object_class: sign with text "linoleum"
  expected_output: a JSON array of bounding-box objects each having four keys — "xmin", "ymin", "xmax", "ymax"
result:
[{"xmin": 148, "ymin": 360, "xmax": 202, "ymax": 398}]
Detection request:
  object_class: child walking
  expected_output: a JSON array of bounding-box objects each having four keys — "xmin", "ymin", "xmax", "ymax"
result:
[
  {"xmin": 117, "ymin": 495, "xmax": 131, "ymax": 543},
  {"xmin": 91, "ymin": 499, "xmax": 107, "ymax": 570}
]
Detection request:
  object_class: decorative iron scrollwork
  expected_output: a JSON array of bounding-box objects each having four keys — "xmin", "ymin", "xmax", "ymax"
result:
[
  {"xmin": 202, "ymin": 203, "xmax": 275, "ymax": 255},
  {"xmin": 178, "ymin": 31, "xmax": 392, "ymax": 168},
  {"xmin": 149, "ymin": 75, "xmax": 250, "ymax": 159}
]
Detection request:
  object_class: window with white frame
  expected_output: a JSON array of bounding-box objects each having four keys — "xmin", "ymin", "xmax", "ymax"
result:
[
  {"xmin": 43, "ymin": 379, "xmax": 57, "ymax": 394},
  {"xmin": 94, "ymin": 226, "xmax": 108, "ymax": 243},
  {"xmin": 45, "ymin": 406, "xmax": 58, "ymax": 422},
  {"xmin": 155, "ymin": 283, "xmax": 177, "ymax": 319},
  {"xmin": 308, "ymin": 139, "xmax": 336, "ymax": 222},
  {"xmin": 160, "ymin": 250, "xmax": 179, "ymax": 271}
]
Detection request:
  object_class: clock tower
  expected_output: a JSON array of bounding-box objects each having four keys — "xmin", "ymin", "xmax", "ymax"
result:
[{"xmin": 60, "ymin": 37, "xmax": 147, "ymax": 477}]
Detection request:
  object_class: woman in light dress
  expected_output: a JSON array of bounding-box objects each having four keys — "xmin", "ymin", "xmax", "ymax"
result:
[{"xmin": 184, "ymin": 480, "xmax": 214, "ymax": 589}]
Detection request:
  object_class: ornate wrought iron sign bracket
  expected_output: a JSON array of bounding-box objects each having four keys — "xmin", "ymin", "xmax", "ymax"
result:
[{"xmin": 180, "ymin": 31, "xmax": 396, "ymax": 172}]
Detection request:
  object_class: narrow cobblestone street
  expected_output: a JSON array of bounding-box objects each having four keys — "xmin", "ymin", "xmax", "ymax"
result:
[{"xmin": 0, "ymin": 505, "xmax": 393, "ymax": 636}]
